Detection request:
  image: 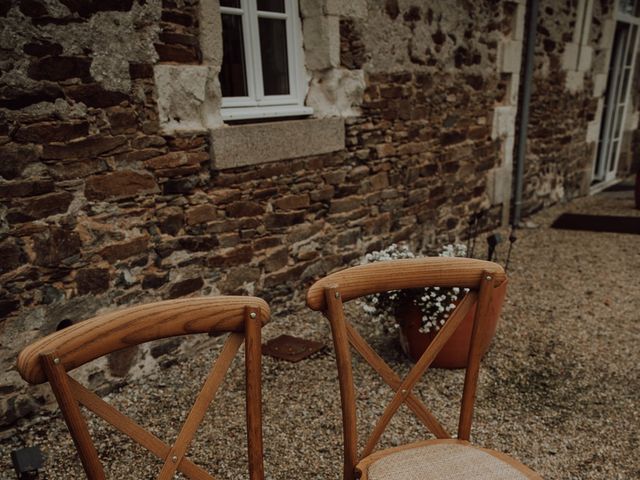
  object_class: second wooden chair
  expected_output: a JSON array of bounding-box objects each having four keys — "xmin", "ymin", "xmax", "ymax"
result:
[{"xmin": 306, "ymin": 257, "xmax": 542, "ymax": 480}]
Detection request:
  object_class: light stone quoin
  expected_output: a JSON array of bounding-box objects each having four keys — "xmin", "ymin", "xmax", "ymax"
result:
[
  {"xmin": 302, "ymin": 14, "xmax": 341, "ymax": 70},
  {"xmin": 306, "ymin": 69, "xmax": 366, "ymax": 118},
  {"xmin": 154, "ymin": 65, "xmax": 223, "ymax": 133},
  {"xmin": 499, "ymin": 40, "xmax": 523, "ymax": 73}
]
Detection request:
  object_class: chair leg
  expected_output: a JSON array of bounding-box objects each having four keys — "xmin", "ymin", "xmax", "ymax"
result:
[
  {"xmin": 245, "ymin": 306, "xmax": 265, "ymax": 480},
  {"xmin": 41, "ymin": 353, "xmax": 106, "ymax": 480},
  {"xmin": 325, "ymin": 287, "xmax": 359, "ymax": 480},
  {"xmin": 458, "ymin": 272, "xmax": 496, "ymax": 440}
]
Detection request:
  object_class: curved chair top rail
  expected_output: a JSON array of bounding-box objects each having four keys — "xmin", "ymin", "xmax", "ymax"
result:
[
  {"xmin": 17, "ymin": 296, "xmax": 270, "ymax": 385},
  {"xmin": 306, "ymin": 257, "xmax": 506, "ymax": 311}
]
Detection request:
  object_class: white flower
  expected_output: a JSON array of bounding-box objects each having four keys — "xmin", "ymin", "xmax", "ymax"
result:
[{"xmin": 360, "ymin": 242, "xmax": 469, "ymax": 333}]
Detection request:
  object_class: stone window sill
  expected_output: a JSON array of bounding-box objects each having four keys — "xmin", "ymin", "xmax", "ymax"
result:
[
  {"xmin": 221, "ymin": 105, "xmax": 314, "ymax": 122},
  {"xmin": 210, "ymin": 117, "xmax": 345, "ymax": 170}
]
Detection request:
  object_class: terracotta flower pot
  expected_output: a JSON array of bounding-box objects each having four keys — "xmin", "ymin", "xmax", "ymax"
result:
[{"xmin": 397, "ymin": 280, "xmax": 508, "ymax": 369}]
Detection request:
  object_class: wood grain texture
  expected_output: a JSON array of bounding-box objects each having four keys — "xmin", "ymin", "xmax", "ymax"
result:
[
  {"xmin": 20, "ymin": 297, "xmax": 269, "ymax": 479},
  {"xmin": 304, "ymin": 258, "xmax": 544, "ymax": 480},
  {"xmin": 245, "ymin": 307, "xmax": 265, "ymax": 480},
  {"xmin": 345, "ymin": 322, "xmax": 450, "ymax": 440},
  {"xmin": 325, "ymin": 287, "xmax": 359, "ymax": 480},
  {"xmin": 360, "ymin": 292, "xmax": 476, "ymax": 458},
  {"xmin": 17, "ymin": 296, "xmax": 270, "ymax": 385},
  {"xmin": 41, "ymin": 353, "xmax": 106, "ymax": 480},
  {"xmin": 68, "ymin": 377, "xmax": 214, "ymax": 479},
  {"xmin": 157, "ymin": 333, "xmax": 244, "ymax": 480},
  {"xmin": 458, "ymin": 273, "xmax": 494, "ymax": 441},
  {"xmin": 306, "ymin": 257, "xmax": 506, "ymax": 311}
]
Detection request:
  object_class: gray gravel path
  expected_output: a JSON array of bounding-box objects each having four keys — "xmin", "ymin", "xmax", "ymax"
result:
[{"xmin": 2, "ymin": 185, "xmax": 639, "ymax": 479}]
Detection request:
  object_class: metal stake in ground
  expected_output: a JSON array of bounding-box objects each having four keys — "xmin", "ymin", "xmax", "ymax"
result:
[
  {"xmin": 486, "ymin": 233, "xmax": 503, "ymax": 262},
  {"xmin": 504, "ymin": 226, "xmax": 517, "ymax": 272}
]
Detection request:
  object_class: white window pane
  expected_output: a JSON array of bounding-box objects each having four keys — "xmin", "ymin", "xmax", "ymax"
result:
[
  {"xmin": 220, "ymin": 13, "xmax": 249, "ymax": 97},
  {"xmin": 257, "ymin": 0, "xmax": 285, "ymax": 13},
  {"xmin": 620, "ymin": 0, "xmax": 635, "ymax": 15},
  {"xmin": 258, "ymin": 17, "xmax": 290, "ymax": 95},
  {"xmin": 626, "ymin": 27, "xmax": 637, "ymax": 66},
  {"xmin": 221, "ymin": 0, "xmax": 241, "ymax": 8},
  {"xmin": 608, "ymin": 140, "xmax": 619, "ymax": 171},
  {"xmin": 619, "ymin": 68, "xmax": 631, "ymax": 101},
  {"xmin": 613, "ymin": 106, "xmax": 625, "ymax": 139}
]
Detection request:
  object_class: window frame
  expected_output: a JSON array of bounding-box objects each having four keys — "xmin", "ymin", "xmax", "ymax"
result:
[
  {"xmin": 219, "ymin": 0, "xmax": 312, "ymax": 121},
  {"xmin": 617, "ymin": 0, "xmax": 640, "ymax": 23}
]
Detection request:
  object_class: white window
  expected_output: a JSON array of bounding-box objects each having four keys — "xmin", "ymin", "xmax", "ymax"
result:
[
  {"xmin": 619, "ymin": 0, "xmax": 640, "ymax": 17},
  {"xmin": 219, "ymin": 0, "xmax": 312, "ymax": 121}
]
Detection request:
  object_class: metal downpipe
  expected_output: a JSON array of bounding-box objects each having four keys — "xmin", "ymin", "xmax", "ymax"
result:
[{"xmin": 512, "ymin": 0, "xmax": 539, "ymax": 226}]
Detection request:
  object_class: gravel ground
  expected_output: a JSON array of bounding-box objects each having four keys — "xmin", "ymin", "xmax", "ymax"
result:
[{"xmin": 2, "ymin": 185, "xmax": 639, "ymax": 479}]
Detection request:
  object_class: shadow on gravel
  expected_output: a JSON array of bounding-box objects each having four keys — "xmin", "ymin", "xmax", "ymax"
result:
[{"xmin": 551, "ymin": 213, "xmax": 640, "ymax": 234}]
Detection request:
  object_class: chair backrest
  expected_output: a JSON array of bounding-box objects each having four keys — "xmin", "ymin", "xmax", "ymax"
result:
[
  {"xmin": 17, "ymin": 296, "xmax": 270, "ymax": 480},
  {"xmin": 306, "ymin": 257, "xmax": 506, "ymax": 480}
]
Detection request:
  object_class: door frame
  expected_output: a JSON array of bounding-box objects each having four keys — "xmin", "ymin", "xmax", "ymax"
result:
[{"xmin": 591, "ymin": 0, "xmax": 640, "ymax": 192}]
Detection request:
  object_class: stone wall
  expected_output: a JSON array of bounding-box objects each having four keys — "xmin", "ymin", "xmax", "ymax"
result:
[
  {"xmin": 0, "ymin": 0, "xmax": 213, "ymax": 428},
  {"xmin": 521, "ymin": 0, "xmax": 596, "ymax": 215},
  {"xmin": 521, "ymin": 0, "xmax": 640, "ymax": 216},
  {"xmin": 0, "ymin": 0, "xmax": 635, "ymax": 429}
]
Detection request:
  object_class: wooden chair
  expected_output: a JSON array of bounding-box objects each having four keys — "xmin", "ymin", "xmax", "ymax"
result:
[
  {"xmin": 16, "ymin": 296, "xmax": 269, "ymax": 480},
  {"xmin": 306, "ymin": 257, "xmax": 542, "ymax": 480}
]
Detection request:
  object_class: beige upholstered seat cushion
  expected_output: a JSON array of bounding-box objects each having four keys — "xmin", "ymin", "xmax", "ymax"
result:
[{"xmin": 361, "ymin": 440, "xmax": 540, "ymax": 480}]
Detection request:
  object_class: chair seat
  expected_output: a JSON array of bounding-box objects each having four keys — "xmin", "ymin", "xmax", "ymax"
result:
[{"xmin": 358, "ymin": 440, "xmax": 541, "ymax": 480}]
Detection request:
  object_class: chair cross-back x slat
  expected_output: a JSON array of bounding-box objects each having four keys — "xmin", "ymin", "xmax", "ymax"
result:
[
  {"xmin": 17, "ymin": 297, "xmax": 269, "ymax": 480},
  {"xmin": 322, "ymin": 281, "xmax": 486, "ymax": 465},
  {"xmin": 344, "ymin": 321, "xmax": 450, "ymax": 439},
  {"xmin": 67, "ymin": 375, "xmax": 212, "ymax": 479},
  {"xmin": 307, "ymin": 257, "xmax": 540, "ymax": 480},
  {"xmin": 360, "ymin": 291, "xmax": 479, "ymax": 455}
]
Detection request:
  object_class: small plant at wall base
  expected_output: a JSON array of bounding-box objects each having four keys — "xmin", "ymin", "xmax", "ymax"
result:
[
  {"xmin": 359, "ymin": 242, "xmax": 506, "ymax": 369},
  {"xmin": 360, "ymin": 243, "xmax": 470, "ymax": 335}
]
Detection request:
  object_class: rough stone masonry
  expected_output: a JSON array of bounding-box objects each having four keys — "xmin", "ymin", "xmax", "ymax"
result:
[{"xmin": 0, "ymin": 0, "xmax": 637, "ymax": 431}]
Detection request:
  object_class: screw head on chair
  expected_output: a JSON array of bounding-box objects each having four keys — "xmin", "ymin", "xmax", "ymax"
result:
[{"xmin": 249, "ymin": 312, "xmax": 257, "ymax": 319}]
